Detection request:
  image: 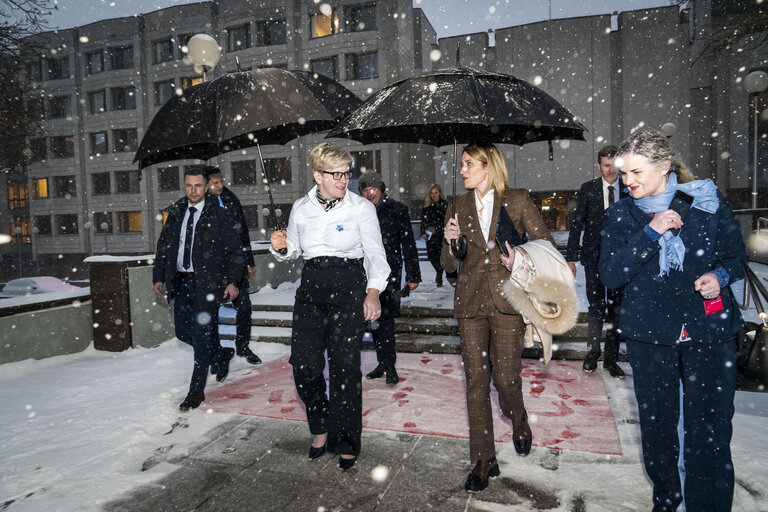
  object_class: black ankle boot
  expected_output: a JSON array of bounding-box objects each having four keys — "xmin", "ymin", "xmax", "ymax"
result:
[
  {"xmin": 464, "ymin": 457, "xmax": 500, "ymax": 493},
  {"xmin": 366, "ymin": 364, "xmax": 385, "ymax": 379}
]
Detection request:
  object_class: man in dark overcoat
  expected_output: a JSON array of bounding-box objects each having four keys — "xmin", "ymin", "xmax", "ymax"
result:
[
  {"xmin": 153, "ymin": 168, "xmax": 244, "ymax": 411},
  {"xmin": 359, "ymin": 171, "xmax": 421, "ymax": 385}
]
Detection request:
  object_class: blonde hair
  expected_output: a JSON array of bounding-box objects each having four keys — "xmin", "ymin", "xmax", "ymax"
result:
[
  {"xmin": 462, "ymin": 143, "xmax": 509, "ymax": 195},
  {"xmin": 423, "ymin": 184, "xmax": 447, "ymax": 207},
  {"xmin": 616, "ymin": 130, "xmax": 695, "ymax": 183},
  {"xmin": 309, "ymin": 142, "xmax": 353, "ymax": 174}
]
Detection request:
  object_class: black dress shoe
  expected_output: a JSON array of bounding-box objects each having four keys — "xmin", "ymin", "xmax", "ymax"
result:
[
  {"xmin": 308, "ymin": 443, "xmax": 327, "ymax": 460},
  {"xmin": 464, "ymin": 457, "xmax": 500, "ymax": 493},
  {"xmin": 216, "ymin": 348, "xmax": 235, "ymax": 382},
  {"xmin": 237, "ymin": 347, "xmax": 262, "ymax": 365},
  {"xmin": 338, "ymin": 456, "xmax": 356, "ymax": 471},
  {"xmin": 366, "ymin": 364, "xmax": 385, "ymax": 380},
  {"xmin": 604, "ymin": 362, "xmax": 626, "ymax": 378},
  {"xmin": 513, "ymin": 411, "xmax": 533, "ymax": 456},
  {"xmin": 583, "ymin": 350, "xmax": 600, "ymax": 373},
  {"xmin": 179, "ymin": 393, "xmax": 204, "ymax": 412},
  {"xmin": 385, "ymin": 366, "xmax": 399, "ymax": 386}
]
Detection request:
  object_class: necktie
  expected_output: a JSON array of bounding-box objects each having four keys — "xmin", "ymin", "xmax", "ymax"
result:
[
  {"xmin": 182, "ymin": 206, "xmax": 196, "ymax": 270},
  {"xmin": 218, "ymin": 196, "xmax": 225, "ymax": 208},
  {"xmin": 607, "ymin": 185, "xmax": 615, "ymax": 207}
]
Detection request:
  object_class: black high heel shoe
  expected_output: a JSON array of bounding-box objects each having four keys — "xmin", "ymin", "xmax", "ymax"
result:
[
  {"xmin": 308, "ymin": 443, "xmax": 326, "ymax": 460},
  {"xmin": 464, "ymin": 456, "xmax": 500, "ymax": 493},
  {"xmin": 338, "ymin": 456, "xmax": 356, "ymax": 471},
  {"xmin": 513, "ymin": 410, "xmax": 533, "ymax": 456}
]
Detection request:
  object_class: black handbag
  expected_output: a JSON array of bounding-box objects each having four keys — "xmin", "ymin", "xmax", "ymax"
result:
[{"xmin": 736, "ymin": 264, "xmax": 768, "ymax": 392}]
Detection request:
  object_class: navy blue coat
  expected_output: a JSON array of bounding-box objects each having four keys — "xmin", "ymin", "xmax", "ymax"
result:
[{"xmin": 598, "ymin": 193, "xmax": 746, "ymax": 345}]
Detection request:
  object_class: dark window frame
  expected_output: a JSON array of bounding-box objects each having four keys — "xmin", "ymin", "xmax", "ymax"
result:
[
  {"xmin": 49, "ymin": 95, "xmax": 72, "ymax": 119},
  {"xmin": 88, "ymin": 89, "xmax": 106, "ymax": 114},
  {"xmin": 90, "ymin": 131, "xmax": 108, "ymax": 156},
  {"xmin": 111, "ymin": 86, "xmax": 136, "ymax": 110},
  {"xmin": 154, "ymin": 80, "xmax": 175, "ymax": 105},
  {"xmin": 35, "ymin": 215, "xmax": 52, "ymax": 236},
  {"xmin": 157, "ymin": 166, "xmax": 180, "ymax": 192},
  {"xmin": 226, "ymin": 23, "xmax": 251, "ymax": 52},
  {"xmin": 47, "ymin": 56, "xmax": 70, "ymax": 80},
  {"xmin": 50, "ymin": 135, "xmax": 74, "ymax": 158},
  {"xmin": 255, "ymin": 19, "xmax": 287, "ymax": 46},
  {"xmin": 113, "ymin": 128, "xmax": 138, "ymax": 153},
  {"xmin": 345, "ymin": 52, "xmax": 378, "ymax": 80},
  {"xmin": 55, "ymin": 214, "xmax": 79, "ymax": 235},
  {"xmin": 311, "ymin": 56, "xmax": 339, "ymax": 80},
  {"xmin": 53, "ymin": 175, "xmax": 77, "ymax": 198},
  {"xmin": 231, "ymin": 160, "xmax": 259, "ymax": 186},
  {"xmin": 92, "ymin": 172, "xmax": 111, "ymax": 195},
  {"xmin": 152, "ymin": 38, "xmax": 174, "ymax": 64},
  {"xmin": 94, "ymin": 212, "xmax": 113, "ymax": 233},
  {"xmin": 115, "ymin": 170, "xmax": 140, "ymax": 194},
  {"xmin": 109, "ymin": 45, "xmax": 134, "ymax": 70},
  {"xmin": 345, "ymin": 4, "xmax": 377, "ymax": 32},
  {"xmin": 86, "ymin": 50, "xmax": 104, "ymax": 74}
]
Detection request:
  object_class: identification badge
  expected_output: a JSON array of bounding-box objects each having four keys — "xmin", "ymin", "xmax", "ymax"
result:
[{"xmin": 703, "ymin": 296, "xmax": 723, "ymax": 315}]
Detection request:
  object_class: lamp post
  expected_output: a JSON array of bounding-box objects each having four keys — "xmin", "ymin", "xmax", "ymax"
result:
[
  {"xmin": 83, "ymin": 221, "xmax": 93, "ymax": 256},
  {"xmin": 661, "ymin": 122, "xmax": 677, "ymax": 138},
  {"xmin": 14, "ymin": 226, "xmax": 22, "ymax": 278},
  {"xmin": 745, "ymin": 70, "xmax": 768, "ymax": 209},
  {"xmin": 100, "ymin": 222, "xmax": 109, "ymax": 254},
  {"xmin": 186, "ymin": 34, "xmax": 221, "ymax": 82}
]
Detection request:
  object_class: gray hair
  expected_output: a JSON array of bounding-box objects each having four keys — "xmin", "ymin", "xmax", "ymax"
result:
[{"xmin": 616, "ymin": 129, "xmax": 694, "ymax": 183}]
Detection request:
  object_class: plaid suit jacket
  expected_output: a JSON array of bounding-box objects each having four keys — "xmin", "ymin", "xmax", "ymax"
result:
[{"xmin": 440, "ymin": 188, "xmax": 554, "ymax": 318}]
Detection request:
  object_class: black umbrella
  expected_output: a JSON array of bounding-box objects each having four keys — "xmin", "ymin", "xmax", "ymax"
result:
[
  {"xmin": 327, "ymin": 66, "xmax": 587, "ymax": 257},
  {"xmin": 134, "ymin": 68, "xmax": 361, "ymax": 236}
]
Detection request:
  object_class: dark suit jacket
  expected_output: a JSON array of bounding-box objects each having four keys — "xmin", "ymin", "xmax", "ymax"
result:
[
  {"xmin": 440, "ymin": 188, "xmax": 554, "ymax": 318},
  {"xmin": 598, "ymin": 192, "xmax": 746, "ymax": 345},
  {"xmin": 566, "ymin": 178, "xmax": 628, "ymax": 264},
  {"xmin": 153, "ymin": 194, "xmax": 244, "ymax": 305},
  {"xmin": 375, "ymin": 194, "xmax": 421, "ymax": 286},
  {"xmin": 219, "ymin": 186, "xmax": 256, "ymax": 268}
]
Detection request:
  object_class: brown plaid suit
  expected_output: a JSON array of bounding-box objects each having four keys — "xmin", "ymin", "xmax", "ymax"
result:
[{"xmin": 441, "ymin": 188, "xmax": 554, "ymax": 460}]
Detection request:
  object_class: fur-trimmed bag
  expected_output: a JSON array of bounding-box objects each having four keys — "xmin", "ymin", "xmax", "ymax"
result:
[{"xmin": 501, "ymin": 240, "xmax": 579, "ymax": 364}]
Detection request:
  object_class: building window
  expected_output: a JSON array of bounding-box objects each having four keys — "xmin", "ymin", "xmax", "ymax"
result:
[
  {"xmin": 181, "ymin": 76, "xmax": 203, "ymax": 90},
  {"xmin": 109, "ymin": 45, "xmax": 133, "ymax": 70},
  {"xmin": 86, "ymin": 50, "xmax": 104, "ymax": 74},
  {"xmin": 311, "ymin": 56, "xmax": 339, "ymax": 80},
  {"xmin": 311, "ymin": 8, "xmax": 340, "ymax": 38},
  {"xmin": 115, "ymin": 170, "xmax": 140, "ymax": 194},
  {"xmin": 88, "ymin": 90, "xmax": 106, "ymax": 114},
  {"xmin": 231, "ymin": 160, "xmax": 258, "ymax": 185},
  {"xmin": 154, "ymin": 80, "xmax": 175, "ymax": 105},
  {"xmin": 255, "ymin": 19, "xmax": 287, "ymax": 46},
  {"xmin": 345, "ymin": 4, "xmax": 376, "ymax": 32},
  {"xmin": 53, "ymin": 175, "xmax": 77, "ymax": 198},
  {"xmin": 176, "ymin": 33, "xmax": 193, "ymax": 53},
  {"xmin": 92, "ymin": 172, "xmax": 111, "ymax": 195},
  {"xmin": 118, "ymin": 211, "xmax": 142, "ymax": 233},
  {"xmin": 345, "ymin": 52, "xmax": 378, "ymax": 80},
  {"xmin": 112, "ymin": 86, "xmax": 136, "ymax": 110},
  {"xmin": 55, "ymin": 214, "xmax": 78, "ymax": 235},
  {"xmin": 27, "ymin": 97, "xmax": 44, "ymax": 122},
  {"xmin": 90, "ymin": 132, "xmax": 108, "ymax": 155},
  {"xmin": 49, "ymin": 95, "xmax": 72, "ymax": 119},
  {"xmin": 265, "ymin": 203, "xmax": 292, "ymax": 231},
  {"xmin": 27, "ymin": 60, "xmax": 42, "ymax": 82},
  {"xmin": 94, "ymin": 212, "xmax": 113, "ymax": 233},
  {"xmin": 152, "ymin": 38, "xmax": 174, "ymax": 64},
  {"xmin": 113, "ymin": 128, "xmax": 138, "ymax": 153},
  {"xmin": 34, "ymin": 178, "xmax": 49, "ymax": 199},
  {"xmin": 29, "ymin": 138, "xmax": 47, "ymax": 162},
  {"xmin": 241, "ymin": 205, "xmax": 259, "ymax": 231},
  {"xmin": 10, "ymin": 218, "xmax": 31, "ymax": 244},
  {"xmin": 50, "ymin": 135, "xmax": 74, "ymax": 158},
  {"xmin": 47, "ymin": 56, "xmax": 70, "ymax": 80},
  {"xmin": 35, "ymin": 215, "xmax": 52, "ymax": 236},
  {"xmin": 227, "ymin": 24, "xmax": 251, "ymax": 52},
  {"xmin": 157, "ymin": 166, "xmax": 180, "ymax": 191},
  {"xmin": 8, "ymin": 182, "xmax": 29, "ymax": 209},
  {"xmin": 349, "ymin": 149, "xmax": 381, "ymax": 179},
  {"xmin": 263, "ymin": 157, "xmax": 292, "ymax": 184}
]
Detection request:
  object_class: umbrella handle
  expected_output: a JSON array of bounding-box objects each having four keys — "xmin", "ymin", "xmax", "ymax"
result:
[
  {"xmin": 278, "ymin": 247, "xmax": 287, "ymax": 255},
  {"xmin": 451, "ymin": 235, "xmax": 468, "ymax": 260}
]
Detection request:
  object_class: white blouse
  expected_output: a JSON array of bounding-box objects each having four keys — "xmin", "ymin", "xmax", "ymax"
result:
[{"xmin": 271, "ymin": 186, "xmax": 390, "ymax": 292}]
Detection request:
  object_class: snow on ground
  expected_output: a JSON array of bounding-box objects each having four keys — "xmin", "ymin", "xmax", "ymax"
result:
[{"xmin": 2, "ymin": 260, "xmax": 768, "ymax": 511}]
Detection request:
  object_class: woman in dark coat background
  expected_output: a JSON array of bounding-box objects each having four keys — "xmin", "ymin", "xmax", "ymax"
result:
[
  {"xmin": 599, "ymin": 130, "xmax": 746, "ymax": 511},
  {"xmin": 420, "ymin": 184, "xmax": 450, "ymax": 287}
]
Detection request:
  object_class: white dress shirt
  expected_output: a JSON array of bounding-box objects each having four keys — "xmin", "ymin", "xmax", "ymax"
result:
[
  {"xmin": 270, "ymin": 186, "xmax": 390, "ymax": 292},
  {"xmin": 474, "ymin": 188, "xmax": 495, "ymax": 243},
  {"xmin": 176, "ymin": 199, "xmax": 205, "ymax": 272},
  {"xmin": 602, "ymin": 178, "xmax": 620, "ymax": 210}
]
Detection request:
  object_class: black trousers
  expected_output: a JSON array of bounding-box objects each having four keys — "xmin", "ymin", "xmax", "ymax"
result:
[
  {"xmin": 626, "ymin": 338, "xmax": 736, "ymax": 512},
  {"xmin": 289, "ymin": 257, "xmax": 366, "ymax": 456},
  {"xmin": 584, "ymin": 262, "xmax": 621, "ymax": 363},
  {"xmin": 370, "ymin": 282, "xmax": 400, "ymax": 367},
  {"xmin": 427, "ymin": 236, "xmax": 456, "ymax": 281},
  {"xmin": 173, "ymin": 273, "xmax": 222, "ymax": 397}
]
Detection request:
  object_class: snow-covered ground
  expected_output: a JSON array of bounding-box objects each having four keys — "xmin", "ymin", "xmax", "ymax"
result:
[{"xmin": 1, "ymin": 261, "xmax": 768, "ymax": 511}]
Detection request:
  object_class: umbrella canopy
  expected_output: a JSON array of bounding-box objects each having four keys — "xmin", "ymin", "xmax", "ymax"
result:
[
  {"xmin": 327, "ymin": 67, "xmax": 586, "ymax": 147},
  {"xmin": 134, "ymin": 68, "xmax": 361, "ymax": 169}
]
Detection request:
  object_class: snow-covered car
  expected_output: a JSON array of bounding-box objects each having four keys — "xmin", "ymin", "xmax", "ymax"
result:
[{"xmin": 1, "ymin": 276, "xmax": 81, "ymax": 296}]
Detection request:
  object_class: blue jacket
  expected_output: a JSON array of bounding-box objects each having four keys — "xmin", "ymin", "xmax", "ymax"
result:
[{"xmin": 598, "ymin": 193, "xmax": 746, "ymax": 345}]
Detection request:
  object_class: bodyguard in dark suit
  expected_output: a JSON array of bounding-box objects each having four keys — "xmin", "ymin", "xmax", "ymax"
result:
[
  {"xmin": 153, "ymin": 168, "xmax": 244, "ymax": 412},
  {"xmin": 565, "ymin": 145, "xmax": 627, "ymax": 377},
  {"xmin": 359, "ymin": 171, "xmax": 421, "ymax": 385},
  {"xmin": 203, "ymin": 166, "xmax": 262, "ymax": 365}
]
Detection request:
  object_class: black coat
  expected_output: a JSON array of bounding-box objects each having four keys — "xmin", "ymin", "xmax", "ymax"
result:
[
  {"xmin": 375, "ymin": 195, "xmax": 421, "ymax": 286},
  {"xmin": 420, "ymin": 200, "xmax": 447, "ymax": 246},
  {"xmin": 153, "ymin": 194, "xmax": 244, "ymax": 304},
  {"xmin": 566, "ymin": 177, "xmax": 628, "ymax": 264},
  {"xmin": 219, "ymin": 186, "xmax": 256, "ymax": 268}
]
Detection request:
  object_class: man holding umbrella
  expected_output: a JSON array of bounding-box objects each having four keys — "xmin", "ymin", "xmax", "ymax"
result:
[
  {"xmin": 203, "ymin": 166, "xmax": 262, "ymax": 366},
  {"xmin": 359, "ymin": 171, "xmax": 421, "ymax": 386}
]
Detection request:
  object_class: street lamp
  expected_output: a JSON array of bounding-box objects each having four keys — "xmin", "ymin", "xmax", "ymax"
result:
[
  {"xmin": 661, "ymin": 122, "xmax": 677, "ymax": 138},
  {"xmin": 186, "ymin": 34, "xmax": 221, "ymax": 82},
  {"xmin": 14, "ymin": 226, "xmax": 22, "ymax": 278},
  {"xmin": 100, "ymin": 222, "xmax": 110, "ymax": 254},
  {"xmin": 83, "ymin": 221, "xmax": 93, "ymax": 256},
  {"xmin": 745, "ymin": 70, "xmax": 768, "ymax": 209}
]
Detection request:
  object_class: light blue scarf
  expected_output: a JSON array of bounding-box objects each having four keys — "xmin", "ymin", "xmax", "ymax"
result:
[{"xmin": 634, "ymin": 173, "xmax": 719, "ymax": 276}]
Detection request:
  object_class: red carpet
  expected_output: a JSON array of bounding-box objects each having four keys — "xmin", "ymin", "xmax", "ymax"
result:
[{"xmin": 204, "ymin": 352, "xmax": 622, "ymax": 455}]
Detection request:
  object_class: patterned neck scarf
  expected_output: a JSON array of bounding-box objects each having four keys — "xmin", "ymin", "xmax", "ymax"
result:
[{"xmin": 316, "ymin": 190, "xmax": 341, "ymax": 211}]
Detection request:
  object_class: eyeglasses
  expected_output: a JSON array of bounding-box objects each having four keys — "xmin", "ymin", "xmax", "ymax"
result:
[{"xmin": 321, "ymin": 170, "xmax": 352, "ymax": 181}]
